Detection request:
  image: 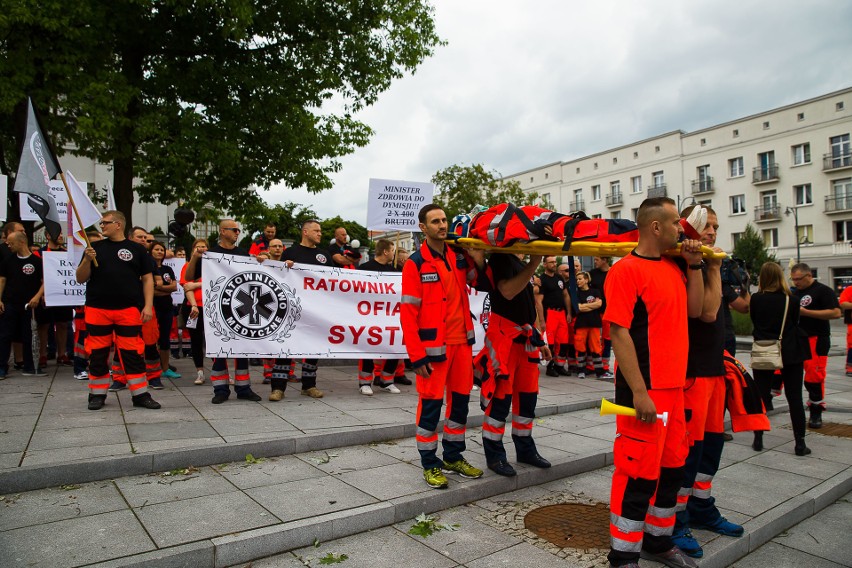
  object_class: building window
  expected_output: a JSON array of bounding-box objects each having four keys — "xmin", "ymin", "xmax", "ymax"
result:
[
  {"xmin": 655, "ymin": 146, "xmax": 660, "ymax": 153},
  {"xmin": 612, "ymin": 211, "xmax": 621, "ymax": 219},
  {"xmin": 731, "ymin": 194, "xmax": 746, "ymax": 215},
  {"xmin": 592, "ymin": 185, "xmax": 601, "ymax": 201},
  {"xmin": 545, "ymin": 173, "xmax": 549, "ymax": 180},
  {"xmin": 797, "ymin": 224, "xmax": 814, "ymax": 245},
  {"xmin": 761, "ymin": 189, "xmax": 778, "ymax": 210},
  {"xmin": 631, "ymin": 176, "xmax": 642, "ymax": 193},
  {"xmin": 732, "ymin": 232, "xmax": 744, "ymax": 248},
  {"xmin": 540, "ymin": 193, "xmax": 551, "ymax": 206},
  {"xmin": 633, "ymin": 152, "xmax": 639, "ymax": 159},
  {"xmin": 794, "ymin": 184, "xmax": 812, "ymax": 206},
  {"xmin": 613, "ymin": 157, "xmax": 618, "ymax": 165},
  {"xmin": 652, "ymin": 171, "xmax": 664, "ymax": 187},
  {"xmin": 763, "ymin": 121, "xmax": 770, "ymax": 129},
  {"xmin": 830, "ymin": 134, "xmax": 851, "ymax": 167},
  {"xmin": 631, "ymin": 208, "xmax": 639, "ymax": 221},
  {"xmin": 530, "ymin": 176, "xmax": 534, "ymax": 183},
  {"xmin": 762, "ymin": 228, "xmax": 779, "ymax": 248},
  {"xmin": 838, "ymin": 101, "xmax": 846, "ymax": 111},
  {"xmin": 700, "ymin": 138, "xmax": 706, "ymax": 146},
  {"xmin": 729, "ymin": 157, "xmax": 744, "ymax": 177},
  {"xmin": 836, "ymin": 220, "xmax": 852, "ymax": 242},
  {"xmin": 792, "ymin": 143, "xmax": 811, "ymax": 165},
  {"xmin": 576, "ymin": 167, "xmax": 580, "ymax": 174},
  {"xmin": 592, "ymin": 214, "xmax": 603, "ymax": 219},
  {"xmin": 611, "ymin": 180, "xmax": 621, "ymax": 195},
  {"xmin": 733, "ymin": 129, "xmax": 739, "ymax": 137},
  {"xmin": 594, "ymin": 162, "xmax": 598, "ymax": 170},
  {"xmin": 797, "ymin": 112, "xmax": 805, "ymax": 121}
]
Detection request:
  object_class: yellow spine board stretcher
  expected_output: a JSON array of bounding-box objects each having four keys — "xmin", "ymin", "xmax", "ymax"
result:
[{"xmin": 452, "ymin": 237, "xmax": 727, "ymax": 260}]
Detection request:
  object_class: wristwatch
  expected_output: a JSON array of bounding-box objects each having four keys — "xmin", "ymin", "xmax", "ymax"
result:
[{"xmin": 688, "ymin": 263, "xmax": 704, "ymax": 270}]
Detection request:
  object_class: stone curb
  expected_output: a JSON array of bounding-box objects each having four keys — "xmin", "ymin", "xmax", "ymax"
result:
[
  {"xmin": 82, "ymin": 451, "xmax": 851, "ymax": 568},
  {"xmin": 0, "ymin": 399, "xmax": 599, "ymax": 493},
  {"xmin": 85, "ymin": 447, "xmax": 613, "ymax": 568}
]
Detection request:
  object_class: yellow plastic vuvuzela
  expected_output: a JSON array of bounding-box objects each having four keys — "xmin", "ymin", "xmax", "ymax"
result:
[{"xmin": 600, "ymin": 398, "xmax": 669, "ymax": 426}]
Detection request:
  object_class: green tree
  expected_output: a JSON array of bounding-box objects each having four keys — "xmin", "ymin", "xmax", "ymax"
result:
[
  {"xmin": 431, "ymin": 163, "xmax": 552, "ymax": 219},
  {"xmin": 733, "ymin": 222, "xmax": 777, "ymax": 276},
  {"xmin": 0, "ymin": 1, "xmax": 442, "ymax": 225},
  {"xmin": 320, "ymin": 216, "xmax": 368, "ymax": 248},
  {"xmin": 237, "ymin": 201, "xmax": 320, "ymax": 245}
]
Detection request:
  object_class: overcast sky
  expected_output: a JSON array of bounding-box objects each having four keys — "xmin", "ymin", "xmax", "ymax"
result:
[{"xmin": 263, "ymin": 0, "xmax": 852, "ymax": 226}]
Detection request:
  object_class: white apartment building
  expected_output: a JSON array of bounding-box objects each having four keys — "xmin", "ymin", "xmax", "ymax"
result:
[{"xmin": 506, "ymin": 87, "xmax": 852, "ymax": 292}]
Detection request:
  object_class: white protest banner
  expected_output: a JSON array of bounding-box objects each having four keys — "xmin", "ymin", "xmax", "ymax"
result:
[
  {"xmin": 366, "ymin": 178, "xmax": 433, "ymax": 232},
  {"xmin": 43, "ymin": 251, "xmax": 87, "ymax": 306},
  {"xmin": 0, "ymin": 174, "xmax": 7, "ymax": 221},
  {"xmin": 163, "ymin": 257, "xmax": 186, "ymax": 305},
  {"xmin": 21, "ymin": 179, "xmax": 68, "ymax": 222},
  {"xmin": 203, "ymin": 253, "xmax": 406, "ymax": 358}
]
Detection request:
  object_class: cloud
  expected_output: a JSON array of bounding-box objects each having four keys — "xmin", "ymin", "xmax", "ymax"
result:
[{"xmin": 266, "ymin": 0, "xmax": 852, "ymax": 225}]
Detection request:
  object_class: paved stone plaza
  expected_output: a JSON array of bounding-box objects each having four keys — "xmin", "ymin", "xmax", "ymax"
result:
[{"xmin": 0, "ymin": 340, "xmax": 849, "ymax": 567}]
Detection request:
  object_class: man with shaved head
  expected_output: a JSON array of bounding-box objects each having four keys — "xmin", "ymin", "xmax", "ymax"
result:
[{"xmin": 605, "ymin": 197, "xmax": 704, "ymax": 568}]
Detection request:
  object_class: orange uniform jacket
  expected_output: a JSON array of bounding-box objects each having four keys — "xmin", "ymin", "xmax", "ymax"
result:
[
  {"xmin": 723, "ymin": 352, "xmax": 770, "ymax": 432},
  {"xmin": 401, "ymin": 242, "xmax": 491, "ymax": 369}
]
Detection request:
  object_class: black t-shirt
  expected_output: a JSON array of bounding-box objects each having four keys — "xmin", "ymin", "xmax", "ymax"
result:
[
  {"xmin": 489, "ymin": 254, "xmax": 536, "ymax": 326},
  {"xmin": 1, "ymin": 253, "xmax": 43, "ymax": 305},
  {"xmin": 687, "ymin": 300, "xmax": 725, "ymax": 377},
  {"xmin": 188, "ymin": 243, "xmax": 250, "ymax": 280},
  {"xmin": 574, "ymin": 287, "xmax": 603, "ymax": 329},
  {"xmin": 283, "ymin": 244, "xmax": 332, "ymax": 267},
  {"xmin": 327, "ymin": 242, "xmax": 348, "ymax": 267},
  {"xmin": 793, "ymin": 280, "xmax": 839, "ymax": 337},
  {"xmin": 589, "ymin": 267, "xmax": 609, "ymax": 310},
  {"xmin": 0, "ymin": 243, "xmax": 13, "ymax": 264},
  {"xmin": 153, "ymin": 263, "xmax": 177, "ymax": 311},
  {"xmin": 359, "ymin": 259, "xmax": 395, "ymax": 272},
  {"xmin": 539, "ymin": 272, "xmax": 566, "ymax": 311},
  {"xmin": 84, "ymin": 239, "xmax": 152, "ymax": 309}
]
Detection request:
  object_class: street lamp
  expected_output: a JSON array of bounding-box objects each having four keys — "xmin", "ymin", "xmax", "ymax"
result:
[
  {"xmin": 784, "ymin": 206, "xmax": 800, "ymax": 263},
  {"xmin": 677, "ymin": 195, "xmax": 697, "ymax": 213}
]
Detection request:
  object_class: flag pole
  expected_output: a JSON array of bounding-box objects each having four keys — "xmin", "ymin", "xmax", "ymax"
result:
[{"xmin": 59, "ymin": 171, "xmax": 98, "ymax": 267}]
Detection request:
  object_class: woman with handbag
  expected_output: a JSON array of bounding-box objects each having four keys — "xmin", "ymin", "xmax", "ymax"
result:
[
  {"xmin": 180, "ymin": 239, "xmax": 208, "ymax": 385},
  {"xmin": 750, "ymin": 262, "xmax": 811, "ymax": 456}
]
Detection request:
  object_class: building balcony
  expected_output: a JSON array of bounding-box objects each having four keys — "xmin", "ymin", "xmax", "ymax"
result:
[
  {"xmin": 754, "ymin": 205, "xmax": 781, "ymax": 222},
  {"xmin": 691, "ymin": 178, "xmax": 714, "ymax": 195},
  {"xmin": 825, "ymin": 194, "xmax": 852, "ymax": 214},
  {"xmin": 823, "ymin": 152, "xmax": 852, "ymax": 172},
  {"xmin": 605, "ymin": 193, "xmax": 623, "ymax": 207},
  {"xmin": 569, "ymin": 199, "xmax": 585, "ymax": 211},
  {"xmin": 752, "ymin": 164, "xmax": 779, "ymax": 184},
  {"xmin": 647, "ymin": 184, "xmax": 667, "ymax": 199}
]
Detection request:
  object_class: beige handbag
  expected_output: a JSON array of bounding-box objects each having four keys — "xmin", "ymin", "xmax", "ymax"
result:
[{"xmin": 751, "ymin": 295, "xmax": 788, "ymax": 370}]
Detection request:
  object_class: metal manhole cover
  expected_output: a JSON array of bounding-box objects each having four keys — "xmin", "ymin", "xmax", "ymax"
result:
[
  {"xmin": 810, "ymin": 423, "xmax": 852, "ymax": 438},
  {"xmin": 524, "ymin": 503, "xmax": 610, "ymax": 549}
]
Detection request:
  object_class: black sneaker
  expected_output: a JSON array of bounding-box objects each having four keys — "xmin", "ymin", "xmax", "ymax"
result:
[
  {"xmin": 237, "ymin": 390, "xmax": 262, "ymax": 402},
  {"xmin": 13, "ymin": 361, "xmax": 25, "ymax": 371},
  {"xmin": 132, "ymin": 392, "xmax": 162, "ymax": 409},
  {"xmin": 394, "ymin": 376, "xmax": 413, "ymax": 385},
  {"xmin": 148, "ymin": 378, "xmax": 165, "ymax": 390},
  {"xmin": 545, "ymin": 366, "xmax": 559, "ymax": 377},
  {"xmin": 212, "ymin": 393, "xmax": 230, "ymax": 404},
  {"xmin": 88, "ymin": 394, "xmax": 106, "ymax": 411}
]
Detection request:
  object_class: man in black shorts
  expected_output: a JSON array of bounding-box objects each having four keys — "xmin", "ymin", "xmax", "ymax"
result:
[
  {"xmin": 76, "ymin": 211, "xmax": 160, "ymax": 410},
  {"xmin": 0, "ymin": 232, "xmax": 46, "ymax": 378},
  {"xmin": 269, "ymin": 220, "xmax": 330, "ymax": 400},
  {"xmin": 539, "ymin": 256, "xmax": 571, "ymax": 376}
]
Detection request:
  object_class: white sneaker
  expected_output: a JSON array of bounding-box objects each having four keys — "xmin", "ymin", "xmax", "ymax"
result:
[
  {"xmin": 74, "ymin": 371, "xmax": 89, "ymax": 381},
  {"xmin": 600, "ymin": 371, "xmax": 614, "ymax": 380},
  {"xmin": 471, "ymin": 384, "xmax": 481, "ymax": 391},
  {"xmin": 382, "ymin": 384, "xmax": 401, "ymax": 394},
  {"xmin": 360, "ymin": 385, "xmax": 374, "ymax": 396},
  {"xmin": 195, "ymin": 370, "xmax": 205, "ymax": 385},
  {"xmin": 577, "ymin": 372, "xmax": 586, "ymax": 379}
]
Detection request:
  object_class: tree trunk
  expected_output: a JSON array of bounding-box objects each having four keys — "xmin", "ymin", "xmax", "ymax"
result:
[{"xmin": 113, "ymin": 155, "xmax": 135, "ymax": 227}]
